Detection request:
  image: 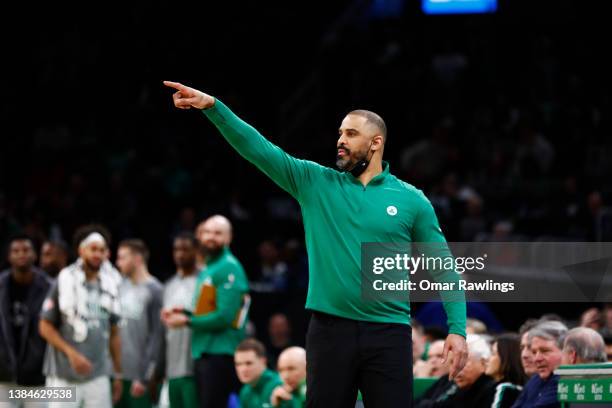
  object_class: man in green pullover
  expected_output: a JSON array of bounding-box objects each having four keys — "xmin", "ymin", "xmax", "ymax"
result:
[
  {"xmin": 164, "ymin": 81, "xmax": 467, "ymax": 407},
  {"xmin": 164, "ymin": 215, "xmax": 249, "ymax": 408},
  {"xmin": 235, "ymin": 338, "xmax": 283, "ymax": 408},
  {"xmin": 271, "ymin": 347, "xmax": 307, "ymax": 407}
]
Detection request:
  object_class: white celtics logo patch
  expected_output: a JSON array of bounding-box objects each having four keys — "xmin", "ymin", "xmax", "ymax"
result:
[{"xmin": 386, "ymin": 205, "xmax": 398, "ymax": 216}]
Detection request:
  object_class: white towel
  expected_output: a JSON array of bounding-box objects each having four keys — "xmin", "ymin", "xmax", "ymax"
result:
[{"xmin": 57, "ymin": 259, "xmax": 122, "ymax": 342}]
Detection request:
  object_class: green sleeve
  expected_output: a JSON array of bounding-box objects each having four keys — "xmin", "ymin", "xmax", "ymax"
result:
[
  {"xmin": 239, "ymin": 386, "xmax": 249, "ymax": 407},
  {"xmin": 189, "ymin": 265, "xmax": 244, "ymax": 331},
  {"xmin": 263, "ymin": 377, "xmax": 284, "ymax": 406},
  {"xmin": 278, "ymin": 398, "xmax": 302, "ymax": 408},
  {"xmin": 412, "ymin": 196, "xmax": 467, "ymax": 338},
  {"xmin": 203, "ymin": 100, "xmax": 318, "ymax": 201}
]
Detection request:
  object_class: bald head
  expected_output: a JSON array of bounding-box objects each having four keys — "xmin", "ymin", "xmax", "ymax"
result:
[
  {"xmin": 198, "ymin": 214, "xmax": 233, "ymax": 255},
  {"xmin": 278, "ymin": 347, "xmax": 306, "ymax": 365},
  {"xmin": 206, "ymin": 215, "xmax": 232, "ymax": 235},
  {"xmin": 562, "ymin": 327, "xmax": 607, "ymax": 365},
  {"xmin": 277, "ymin": 347, "xmax": 306, "ymax": 390}
]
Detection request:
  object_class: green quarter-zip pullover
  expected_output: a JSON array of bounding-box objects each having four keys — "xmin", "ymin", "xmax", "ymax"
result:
[
  {"xmin": 203, "ymin": 100, "xmax": 466, "ymax": 337},
  {"xmin": 189, "ymin": 247, "xmax": 250, "ymax": 358}
]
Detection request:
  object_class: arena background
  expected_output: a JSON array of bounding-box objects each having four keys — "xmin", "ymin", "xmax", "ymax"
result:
[{"xmin": 1, "ymin": 0, "xmax": 611, "ymax": 345}]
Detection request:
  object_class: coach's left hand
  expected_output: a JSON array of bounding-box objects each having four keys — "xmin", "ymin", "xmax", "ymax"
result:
[{"xmin": 443, "ymin": 333, "xmax": 467, "ymax": 380}]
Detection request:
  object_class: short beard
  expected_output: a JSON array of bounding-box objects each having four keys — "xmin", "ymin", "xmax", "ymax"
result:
[
  {"xmin": 83, "ymin": 260, "xmax": 101, "ymax": 273},
  {"xmin": 336, "ymin": 155, "xmax": 351, "ymax": 170},
  {"xmin": 336, "ymin": 149, "xmax": 368, "ymax": 172},
  {"xmin": 203, "ymin": 245, "xmax": 224, "ymax": 259}
]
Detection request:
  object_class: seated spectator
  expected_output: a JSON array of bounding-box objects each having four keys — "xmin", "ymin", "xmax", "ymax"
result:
[
  {"xmin": 271, "ymin": 347, "xmax": 306, "ymax": 407},
  {"xmin": 415, "ymin": 334, "xmax": 495, "ymax": 408},
  {"xmin": 450, "ymin": 334, "xmax": 496, "ymax": 407},
  {"xmin": 561, "ymin": 327, "xmax": 606, "ymax": 364},
  {"xmin": 235, "ymin": 339, "xmax": 283, "ymax": 408},
  {"xmin": 519, "ymin": 319, "xmax": 538, "ymax": 377},
  {"xmin": 485, "ymin": 333, "xmax": 528, "ymax": 408},
  {"xmin": 511, "ymin": 321, "xmax": 568, "ymax": 408},
  {"xmin": 414, "ymin": 340, "xmax": 447, "ymax": 378}
]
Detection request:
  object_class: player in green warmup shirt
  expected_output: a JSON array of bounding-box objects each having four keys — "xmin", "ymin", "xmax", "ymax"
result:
[
  {"xmin": 164, "ymin": 81, "xmax": 468, "ymax": 408},
  {"xmin": 235, "ymin": 339, "xmax": 283, "ymax": 408},
  {"xmin": 164, "ymin": 215, "xmax": 249, "ymax": 408},
  {"xmin": 271, "ymin": 347, "xmax": 307, "ymax": 407}
]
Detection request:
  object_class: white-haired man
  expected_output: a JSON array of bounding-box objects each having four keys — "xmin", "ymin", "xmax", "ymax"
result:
[{"xmin": 415, "ymin": 334, "xmax": 495, "ymax": 407}]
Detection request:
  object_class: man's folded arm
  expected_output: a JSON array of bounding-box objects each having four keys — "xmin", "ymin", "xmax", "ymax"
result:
[{"xmin": 189, "ymin": 265, "xmax": 244, "ymax": 331}]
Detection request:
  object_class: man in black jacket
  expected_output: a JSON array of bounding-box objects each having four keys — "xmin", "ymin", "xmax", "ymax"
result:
[{"xmin": 0, "ymin": 235, "xmax": 52, "ymax": 396}]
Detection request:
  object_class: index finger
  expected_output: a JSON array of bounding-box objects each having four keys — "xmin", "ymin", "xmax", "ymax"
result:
[{"xmin": 163, "ymin": 80, "xmax": 186, "ymax": 92}]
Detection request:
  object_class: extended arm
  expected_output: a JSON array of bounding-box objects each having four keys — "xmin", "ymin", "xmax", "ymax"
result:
[{"xmin": 164, "ymin": 81, "xmax": 317, "ymax": 200}]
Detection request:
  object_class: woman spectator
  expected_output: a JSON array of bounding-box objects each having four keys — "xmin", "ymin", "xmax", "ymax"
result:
[{"xmin": 485, "ymin": 333, "xmax": 528, "ymax": 408}]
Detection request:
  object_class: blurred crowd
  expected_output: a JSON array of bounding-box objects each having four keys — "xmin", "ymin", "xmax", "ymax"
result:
[
  {"xmin": 1, "ymin": 227, "xmax": 611, "ymax": 407},
  {"xmin": 410, "ymin": 313, "xmax": 611, "ymax": 407}
]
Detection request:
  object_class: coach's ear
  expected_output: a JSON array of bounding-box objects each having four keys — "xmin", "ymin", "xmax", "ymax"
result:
[{"xmin": 371, "ymin": 134, "xmax": 385, "ymax": 152}]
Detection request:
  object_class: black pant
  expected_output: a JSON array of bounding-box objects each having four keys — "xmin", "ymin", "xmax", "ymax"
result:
[
  {"xmin": 306, "ymin": 311, "xmax": 413, "ymax": 408},
  {"xmin": 194, "ymin": 353, "xmax": 241, "ymax": 408}
]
